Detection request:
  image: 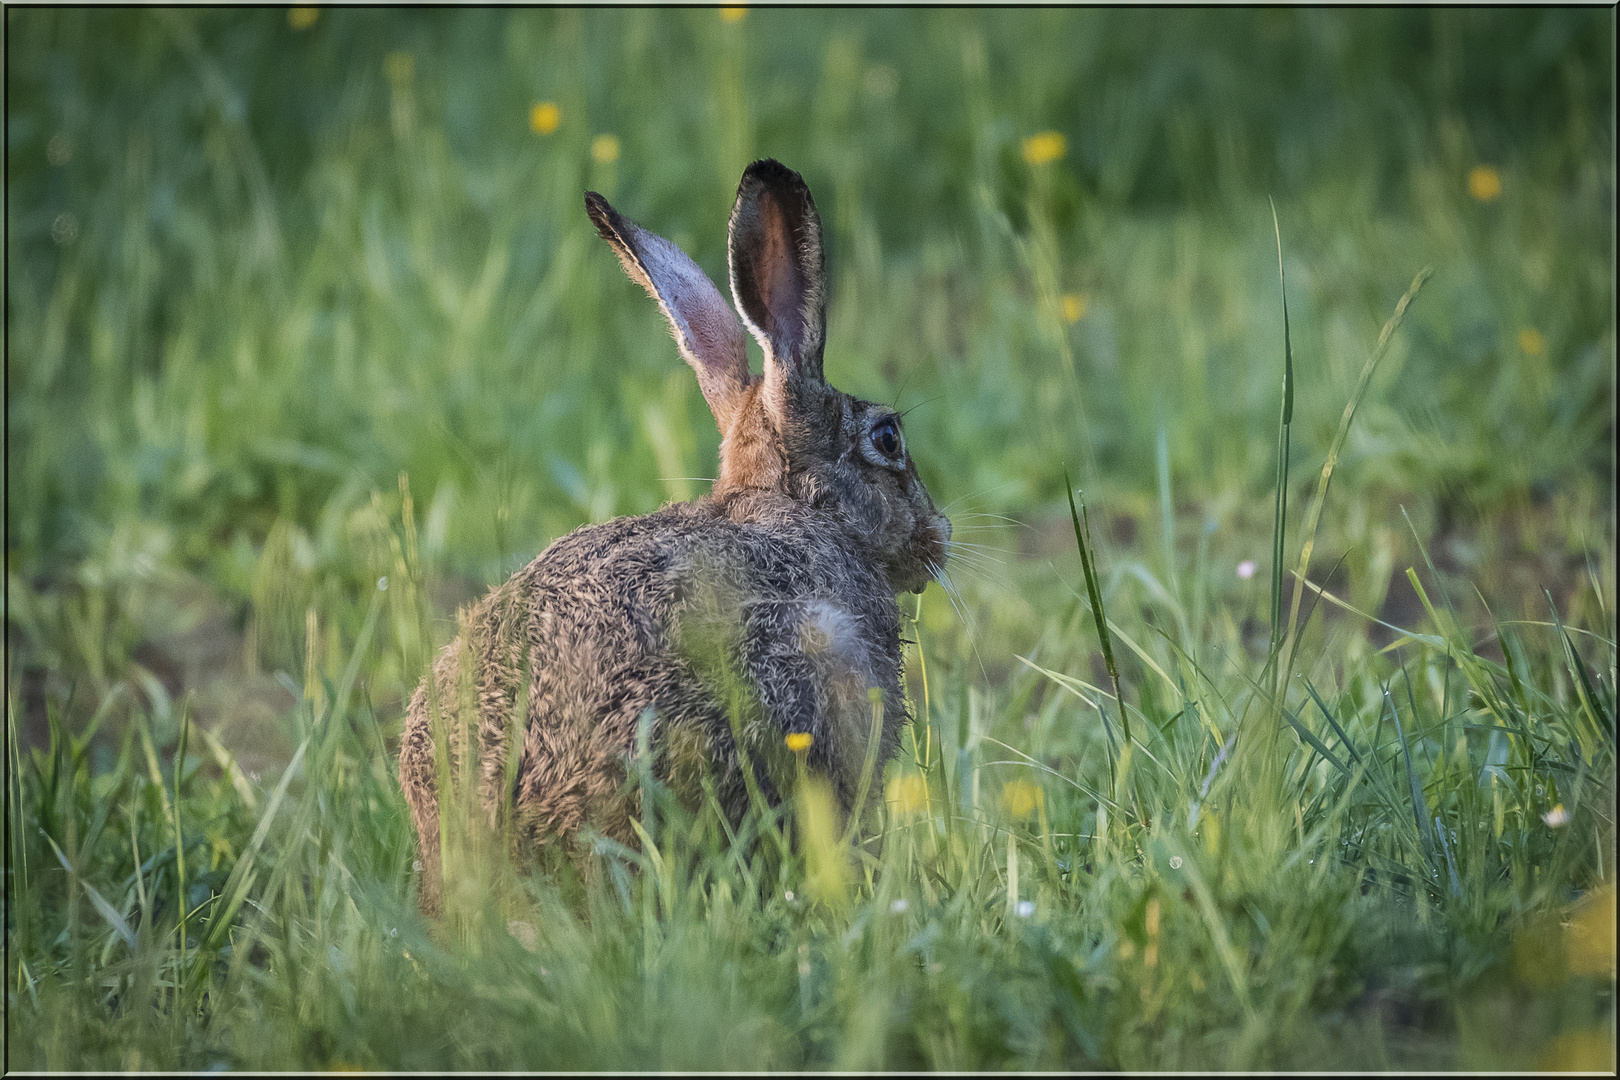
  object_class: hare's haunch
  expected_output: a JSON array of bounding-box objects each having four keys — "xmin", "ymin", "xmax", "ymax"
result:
[{"xmin": 398, "ymin": 160, "xmax": 951, "ymax": 913}]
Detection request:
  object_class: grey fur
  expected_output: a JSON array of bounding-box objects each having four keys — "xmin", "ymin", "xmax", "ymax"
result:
[{"xmin": 399, "ymin": 160, "xmax": 950, "ymax": 915}]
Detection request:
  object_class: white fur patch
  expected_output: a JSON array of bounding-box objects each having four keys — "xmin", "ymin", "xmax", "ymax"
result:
[{"xmin": 799, "ymin": 599, "xmax": 859, "ymax": 662}]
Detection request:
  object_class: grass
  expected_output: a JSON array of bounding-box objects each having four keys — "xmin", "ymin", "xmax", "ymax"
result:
[{"xmin": 6, "ymin": 7, "xmax": 1616, "ymax": 1071}]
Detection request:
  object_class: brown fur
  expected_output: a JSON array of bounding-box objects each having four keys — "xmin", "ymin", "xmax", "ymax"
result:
[{"xmin": 399, "ymin": 161, "xmax": 950, "ymax": 914}]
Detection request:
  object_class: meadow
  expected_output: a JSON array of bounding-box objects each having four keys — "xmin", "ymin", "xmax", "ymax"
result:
[{"xmin": 6, "ymin": 7, "xmax": 1616, "ymax": 1070}]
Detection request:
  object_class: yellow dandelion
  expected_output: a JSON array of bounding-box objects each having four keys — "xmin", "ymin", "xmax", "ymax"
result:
[
  {"xmin": 886, "ymin": 773, "xmax": 928, "ymax": 817},
  {"xmin": 1001, "ymin": 778, "xmax": 1041, "ymax": 819},
  {"xmin": 287, "ymin": 7, "xmax": 319, "ymax": 30},
  {"xmin": 591, "ymin": 134, "xmax": 621, "ymax": 164},
  {"xmin": 720, "ymin": 6, "xmax": 748, "ymax": 23},
  {"xmin": 1468, "ymin": 164, "xmax": 1502, "ymax": 203},
  {"xmin": 1021, "ymin": 130, "xmax": 1067, "ymax": 167},
  {"xmin": 529, "ymin": 102, "xmax": 561, "ymax": 136},
  {"xmin": 785, "ymin": 732, "xmax": 813, "ymax": 753},
  {"xmin": 1518, "ymin": 327, "xmax": 1545, "ymax": 356},
  {"xmin": 1061, "ymin": 292, "xmax": 1089, "ymax": 324},
  {"xmin": 384, "ymin": 50, "xmax": 415, "ymax": 85}
]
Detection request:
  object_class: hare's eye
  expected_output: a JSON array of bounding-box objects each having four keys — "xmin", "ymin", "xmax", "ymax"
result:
[{"xmin": 870, "ymin": 418, "xmax": 903, "ymax": 459}]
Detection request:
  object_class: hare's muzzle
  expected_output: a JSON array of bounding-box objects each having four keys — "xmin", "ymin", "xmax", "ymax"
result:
[{"xmin": 908, "ymin": 511, "xmax": 952, "ymax": 594}]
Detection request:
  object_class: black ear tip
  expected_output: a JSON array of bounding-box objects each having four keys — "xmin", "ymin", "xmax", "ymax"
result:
[
  {"xmin": 741, "ymin": 158, "xmax": 808, "ymax": 193},
  {"xmin": 584, "ymin": 191, "xmax": 622, "ymax": 239}
]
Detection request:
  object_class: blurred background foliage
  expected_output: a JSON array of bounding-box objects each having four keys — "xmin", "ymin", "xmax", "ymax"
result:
[{"xmin": 9, "ymin": 7, "xmax": 1612, "ymax": 586}]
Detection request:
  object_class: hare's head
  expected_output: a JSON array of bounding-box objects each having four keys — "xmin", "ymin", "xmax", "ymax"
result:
[{"xmin": 587, "ymin": 160, "xmax": 949, "ymax": 595}]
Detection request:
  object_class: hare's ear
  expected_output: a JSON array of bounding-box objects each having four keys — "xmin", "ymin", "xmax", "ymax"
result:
[
  {"xmin": 727, "ymin": 160, "xmax": 826, "ymax": 390},
  {"xmin": 586, "ymin": 191, "xmax": 753, "ymax": 428}
]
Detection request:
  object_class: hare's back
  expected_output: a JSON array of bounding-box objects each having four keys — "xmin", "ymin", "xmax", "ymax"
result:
[
  {"xmin": 497, "ymin": 497, "xmax": 885, "ymax": 833},
  {"xmin": 523, "ymin": 494, "xmax": 879, "ymax": 616}
]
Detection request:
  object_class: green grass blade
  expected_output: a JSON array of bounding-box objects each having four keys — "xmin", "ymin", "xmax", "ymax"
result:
[
  {"xmin": 195, "ymin": 737, "xmax": 310, "ymax": 957},
  {"xmin": 45, "ymin": 834, "xmax": 137, "ymax": 951},
  {"xmin": 1278, "ymin": 268, "xmax": 1433, "ymax": 687},
  {"xmin": 1065, "ymin": 476, "xmax": 1129, "ymax": 747},
  {"xmin": 1267, "ymin": 198, "xmax": 1294, "ymax": 664},
  {"xmin": 1547, "ymin": 588, "xmax": 1613, "ymax": 746},
  {"xmin": 1302, "ymin": 678, "xmax": 1364, "ymax": 765},
  {"xmin": 1280, "ymin": 707, "xmax": 1350, "ymax": 776}
]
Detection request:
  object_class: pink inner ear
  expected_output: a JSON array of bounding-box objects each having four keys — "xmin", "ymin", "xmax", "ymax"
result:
[{"xmin": 755, "ymin": 202, "xmax": 803, "ymax": 361}]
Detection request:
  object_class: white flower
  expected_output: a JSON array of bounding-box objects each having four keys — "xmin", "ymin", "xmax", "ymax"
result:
[
  {"xmin": 1542, "ymin": 804, "xmax": 1570, "ymax": 827},
  {"xmin": 1015, "ymin": 900, "xmax": 1035, "ymax": 918},
  {"xmin": 890, "ymin": 898, "xmax": 910, "ymax": 914},
  {"xmin": 1236, "ymin": 560, "xmax": 1257, "ymax": 580}
]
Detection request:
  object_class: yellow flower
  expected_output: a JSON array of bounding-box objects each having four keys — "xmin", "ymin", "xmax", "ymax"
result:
[
  {"xmin": 1468, "ymin": 165, "xmax": 1502, "ymax": 202},
  {"xmin": 720, "ymin": 6, "xmax": 748, "ymax": 23},
  {"xmin": 287, "ymin": 7, "xmax": 319, "ymax": 30},
  {"xmin": 529, "ymin": 102, "xmax": 561, "ymax": 136},
  {"xmin": 591, "ymin": 134, "xmax": 621, "ymax": 164},
  {"xmin": 1001, "ymin": 778, "xmax": 1041, "ymax": 819},
  {"xmin": 384, "ymin": 50, "xmax": 415, "ymax": 85},
  {"xmin": 1518, "ymin": 327, "xmax": 1545, "ymax": 356},
  {"xmin": 785, "ymin": 732, "xmax": 813, "ymax": 753},
  {"xmin": 1021, "ymin": 130, "xmax": 1067, "ymax": 167},
  {"xmin": 886, "ymin": 773, "xmax": 928, "ymax": 817},
  {"xmin": 1061, "ymin": 292, "xmax": 1089, "ymax": 324}
]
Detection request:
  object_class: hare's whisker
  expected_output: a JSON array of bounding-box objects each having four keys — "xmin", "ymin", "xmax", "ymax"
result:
[
  {"xmin": 945, "ymin": 531, "xmax": 1016, "ymax": 546},
  {"xmin": 946, "ymin": 518, "xmax": 1023, "ymax": 531},
  {"xmin": 940, "ymin": 482, "xmax": 1020, "ymax": 515},
  {"xmin": 944, "ymin": 540, "xmax": 1008, "ymax": 559},
  {"xmin": 946, "ymin": 548, "xmax": 1005, "ymax": 568},
  {"xmin": 928, "ymin": 561, "xmax": 988, "ymax": 679},
  {"xmin": 897, "ymin": 395, "xmax": 942, "ymax": 420},
  {"xmin": 941, "ymin": 555, "xmax": 1006, "ymax": 581},
  {"xmin": 942, "ymin": 552, "xmax": 1002, "ymax": 573}
]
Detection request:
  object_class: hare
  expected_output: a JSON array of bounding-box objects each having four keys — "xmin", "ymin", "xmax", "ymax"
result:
[{"xmin": 398, "ymin": 159, "xmax": 950, "ymax": 913}]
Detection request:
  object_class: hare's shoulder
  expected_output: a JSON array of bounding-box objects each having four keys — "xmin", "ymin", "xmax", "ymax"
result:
[{"xmin": 517, "ymin": 494, "xmax": 877, "ymax": 597}]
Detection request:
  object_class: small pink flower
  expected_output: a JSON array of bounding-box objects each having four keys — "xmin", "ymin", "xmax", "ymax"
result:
[{"xmin": 1236, "ymin": 560, "xmax": 1257, "ymax": 580}]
